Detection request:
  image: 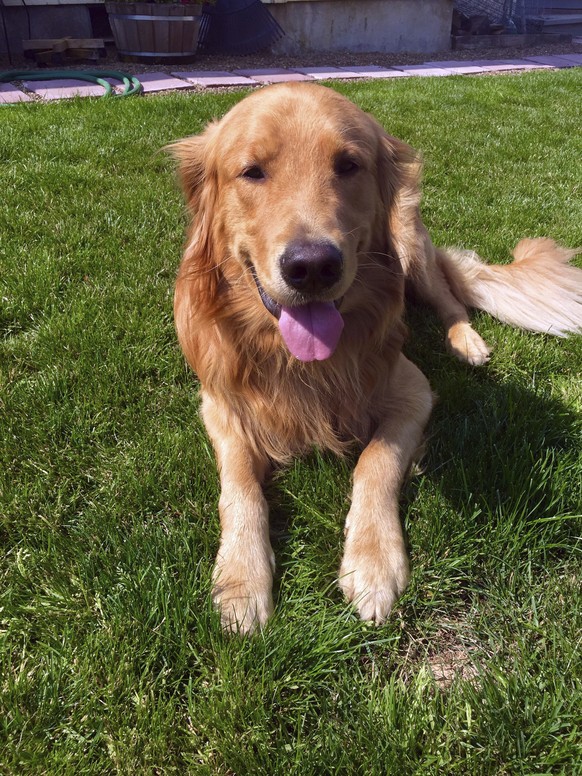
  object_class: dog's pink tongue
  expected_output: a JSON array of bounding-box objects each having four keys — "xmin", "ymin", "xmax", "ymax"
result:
[{"xmin": 279, "ymin": 302, "xmax": 344, "ymax": 362}]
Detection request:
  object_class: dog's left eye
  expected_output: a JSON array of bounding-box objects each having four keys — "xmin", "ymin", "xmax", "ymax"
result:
[
  {"xmin": 241, "ymin": 165, "xmax": 265, "ymax": 181},
  {"xmin": 335, "ymin": 156, "xmax": 360, "ymax": 176}
]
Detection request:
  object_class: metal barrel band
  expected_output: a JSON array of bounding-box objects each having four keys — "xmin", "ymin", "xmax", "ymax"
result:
[
  {"xmin": 117, "ymin": 50, "xmax": 197, "ymax": 58},
  {"xmin": 108, "ymin": 13, "xmax": 200, "ymax": 21}
]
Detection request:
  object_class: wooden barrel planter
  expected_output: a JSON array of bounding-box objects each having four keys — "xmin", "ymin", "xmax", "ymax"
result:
[{"xmin": 105, "ymin": 3, "xmax": 203, "ymax": 63}]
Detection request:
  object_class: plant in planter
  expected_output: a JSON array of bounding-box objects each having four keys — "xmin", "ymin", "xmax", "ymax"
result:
[{"xmin": 105, "ymin": 0, "xmax": 215, "ymax": 64}]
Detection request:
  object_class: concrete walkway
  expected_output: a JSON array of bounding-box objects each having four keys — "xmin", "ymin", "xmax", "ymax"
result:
[{"xmin": 1, "ymin": 53, "xmax": 582, "ymax": 103}]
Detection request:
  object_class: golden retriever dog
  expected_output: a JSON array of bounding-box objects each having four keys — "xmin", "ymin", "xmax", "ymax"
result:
[{"xmin": 170, "ymin": 83, "xmax": 581, "ymax": 634}]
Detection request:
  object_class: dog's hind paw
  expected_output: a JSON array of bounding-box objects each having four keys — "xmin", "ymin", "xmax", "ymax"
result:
[{"xmin": 446, "ymin": 322, "xmax": 491, "ymax": 366}]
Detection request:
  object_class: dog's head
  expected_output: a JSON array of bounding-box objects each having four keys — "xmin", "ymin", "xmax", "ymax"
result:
[{"xmin": 170, "ymin": 83, "xmax": 419, "ymax": 362}]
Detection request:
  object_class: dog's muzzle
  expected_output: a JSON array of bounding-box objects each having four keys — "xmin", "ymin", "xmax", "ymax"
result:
[{"xmin": 250, "ymin": 260, "xmax": 345, "ymax": 363}]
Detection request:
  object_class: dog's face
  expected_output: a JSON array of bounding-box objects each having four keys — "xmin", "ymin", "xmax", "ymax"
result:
[
  {"xmin": 210, "ymin": 86, "xmax": 382, "ymax": 306},
  {"xmin": 172, "ymin": 84, "xmax": 414, "ymax": 362}
]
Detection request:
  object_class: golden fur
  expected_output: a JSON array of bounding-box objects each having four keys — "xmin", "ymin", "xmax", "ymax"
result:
[{"xmin": 170, "ymin": 83, "xmax": 582, "ymax": 633}]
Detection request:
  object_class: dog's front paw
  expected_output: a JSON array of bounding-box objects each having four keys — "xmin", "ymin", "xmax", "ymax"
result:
[
  {"xmin": 446, "ymin": 322, "xmax": 491, "ymax": 366},
  {"xmin": 339, "ymin": 537, "xmax": 410, "ymax": 624},
  {"xmin": 212, "ymin": 554, "xmax": 274, "ymax": 635}
]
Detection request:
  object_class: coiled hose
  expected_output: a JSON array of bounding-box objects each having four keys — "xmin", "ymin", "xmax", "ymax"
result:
[{"xmin": 0, "ymin": 69, "xmax": 142, "ymax": 98}]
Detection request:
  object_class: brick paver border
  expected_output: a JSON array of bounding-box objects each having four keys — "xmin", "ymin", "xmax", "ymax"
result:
[{"xmin": 0, "ymin": 55, "xmax": 580, "ymax": 103}]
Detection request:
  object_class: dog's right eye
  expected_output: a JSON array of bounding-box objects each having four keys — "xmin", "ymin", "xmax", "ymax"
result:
[
  {"xmin": 335, "ymin": 155, "xmax": 360, "ymax": 177},
  {"xmin": 241, "ymin": 165, "xmax": 265, "ymax": 181}
]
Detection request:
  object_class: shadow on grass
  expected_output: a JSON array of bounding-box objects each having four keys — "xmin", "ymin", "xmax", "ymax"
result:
[
  {"xmin": 403, "ymin": 306, "xmax": 581, "ymax": 603},
  {"xmin": 406, "ymin": 306, "xmax": 580, "ymax": 510},
  {"xmin": 257, "ymin": 305, "xmax": 580, "ymax": 618}
]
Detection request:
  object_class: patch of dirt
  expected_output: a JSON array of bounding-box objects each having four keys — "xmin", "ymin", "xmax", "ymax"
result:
[
  {"xmin": 426, "ymin": 643, "xmax": 480, "ymax": 688},
  {"xmin": 402, "ymin": 616, "xmax": 486, "ymax": 689}
]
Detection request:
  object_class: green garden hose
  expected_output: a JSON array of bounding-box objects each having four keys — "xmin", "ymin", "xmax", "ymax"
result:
[{"xmin": 0, "ymin": 69, "xmax": 142, "ymax": 98}]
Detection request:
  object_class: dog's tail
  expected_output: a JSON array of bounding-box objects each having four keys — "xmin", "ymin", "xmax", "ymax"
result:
[{"xmin": 438, "ymin": 238, "xmax": 582, "ymax": 336}]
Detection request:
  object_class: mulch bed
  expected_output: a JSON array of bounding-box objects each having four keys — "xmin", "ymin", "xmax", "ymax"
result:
[{"xmin": 2, "ymin": 38, "xmax": 581, "ymax": 76}]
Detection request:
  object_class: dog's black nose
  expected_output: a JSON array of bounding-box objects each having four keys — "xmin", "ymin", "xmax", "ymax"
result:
[{"xmin": 280, "ymin": 241, "xmax": 343, "ymax": 293}]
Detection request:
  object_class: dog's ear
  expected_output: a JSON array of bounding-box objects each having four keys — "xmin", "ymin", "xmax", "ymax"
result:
[
  {"xmin": 378, "ymin": 133, "xmax": 421, "ymax": 207},
  {"xmin": 167, "ymin": 122, "xmax": 223, "ymax": 261},
  {"xmin": 377, "ymin": 133, "xmax": 425, "ymax": 270},
  {"xmin": 168, "ymin": 122, "xmax": 225, "ymax": 356},
  {"xmin": 170, "ymin": 124, "xmax": 225, "ymax": 373},
  {"xmin": 166, "ymin": 121, "xmax": 219, "ymax": 210}
]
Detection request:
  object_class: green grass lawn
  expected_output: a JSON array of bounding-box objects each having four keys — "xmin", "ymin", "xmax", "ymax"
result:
[{"xmin": 1, "ymin": 70, "xmax": 581, "ymax": 774}]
